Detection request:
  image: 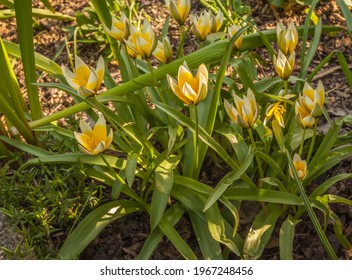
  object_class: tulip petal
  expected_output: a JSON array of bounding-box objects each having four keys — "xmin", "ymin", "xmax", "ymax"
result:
[
  {"xmin": 75, "ymin": 55, "xmax": 90, "ymax": 84},
  {"xmin": 62, "ymin": 66, "xmax": 80, "ymax": 90},
  {"xmin": 167, "ymin": 74, "xmax": 190, "ymax": 104},
  {"xmin": 95, "ymin": 56, "xmax": 105, "ymax": 90}
]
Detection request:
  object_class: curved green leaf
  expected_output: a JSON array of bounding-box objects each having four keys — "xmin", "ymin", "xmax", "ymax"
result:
[
  {"xmin": 58, "ymin": 200, "xmax": 141, "ymax": 259},
  {"xmin": 279, "ymin": 215, "xmax": 300, "ymax": 260}
]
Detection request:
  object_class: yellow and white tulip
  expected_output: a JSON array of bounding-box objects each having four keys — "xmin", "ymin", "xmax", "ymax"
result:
[
  {"xmin": 227, "ymin": 24, "xmax": 243, "ymax": 50},
  {"xmin": 277, "ymin": 21, "xmax": 298, "ymax": 56},
  {"xmin": 166, "ymin": 0, "xmax": 191, "ymax": 26},
  {"xmin": 153, "ymin": 36, "xmax": 173, "ymax": 63},
  {"xmin": 74, "ymin": 115, "xmax": 113, "ymax": 155},
  {"xmin": 167, "ymin": 61, "xmax": 208, "ymax": 105},
  {"xmin": 125, "ymin": 19, "xmax": 157, "ymax": 59},
  {"xmin": 210, "ymin": 10, "xmax": 224, "ymax": 33},
  {"xmin": 62, "ymin": 55, "xmax": 104, "ymax": 97},
  {"xmin": 301, "ymin": 81, "xmax": 325, "ymax": 118},
  {"xmin": 191, "ymin": 11, "xmax": 212, "ymax": 41},
  {"xmin": 289, "ymin": 153, "xmax": 307, "ymax": 180},
  {"xmin": 103, "ymin": 12, "xmax": 129, "ymax": 42},
  {"xmin": 224, "ymin": 89, "xmax": 259, "ymax": 128},
  {"xmin": 274, "ymin": 50, "xmax": 295, "ymax": 80}
]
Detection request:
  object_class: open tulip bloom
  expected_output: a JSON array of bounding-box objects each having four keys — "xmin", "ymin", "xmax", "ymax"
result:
[
  {"xmin": 224, "ymin": 89, "xmax": 259, "ymax": 128},
  {"xmin": 125, "ymin": 19, "xmax": 157, "ymax": 59},
  {"xmin": 74, "ymin": 115, "xmax": 113, "ymax": 155},
  {"xmin": 167, "ymin": 61, "xmax": 208, "ymax": 105},
  {"xmin": 103, "ymin": 12, "xmax": 129, "ymax": 42},
  {"xmin": 301, "ymin": 81, "xmax": 325, "ymax": 118},
  {"xmin": 62, "ymin": 55, "xmax": 105, "ymax": 97},
  {"xmin": 191, "ymin": 11, "xmax": 212, "ymax": 41}
]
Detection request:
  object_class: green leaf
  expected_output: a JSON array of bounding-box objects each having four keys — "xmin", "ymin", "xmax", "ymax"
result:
[
  {"xmin": 58, "ymin": 200, "xmax": 141, "ymax": 259},
  {"xmin": 126, "ymin": 153, "xmax": 138, "ymax": 187},
  {"xmin": 150, "ymin": 154, "xmax": 181, "ymax": 229},
  {"xmin": 256, "ymin": 151, "xmax": 287, "ymax": 181},
  {"xmin": 336, "ymin": 0, "xmax": 352, "ymax": 37},
  {"xmin": 172, "ymin": 184, "xmax": 223, "ymax": 259},
  {"xmin": 0, "ymin": 135, "xmax": 51, "ymax": 157},
  {"xmin": 243, "ymin": 204, "xmax": 284, "ymax": 259},
  {"xmin": 225, "ymin": 188, "xmax": 302, "ymax": 205},
  {"xmin": 310, "ymin": 173, "xmax": 352, "ymax": 198},
  {"xmin": 4, "ymin": 40, "xmax": 62, "ymax": 74},
  {"xmin": 14, "ymin": 0, "xmax": 42, "ymax": 120},
  {"xmin": 206, "ymin": 201, "xmax": 241, "ymax": 256},
  {"xmin": 154, "ymin": 101, "xmax": 256, "ymax": 189},
  {"xmin": 279, "ymin": 215, "xmax": 300, "ymax": 260},
  {"xmin": 138, "ymin": 203, "xmax": 185, "ymax": 260},
  {"xmin": 204, "ymin": 148, "xmax": 254, "ymax": 211}
]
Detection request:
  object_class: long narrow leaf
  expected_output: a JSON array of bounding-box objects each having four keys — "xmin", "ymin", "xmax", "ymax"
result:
[
  {"xmin": 14, "ymin": 0, "xmax": 42, "ymax": 120},
  {"xmin": 204, "ymin": 148, "xmax": 254, "ymax": 211},
  {"xmin": 58, "ymin": 200, "xmax": 141, "ymax": 259},
  {"xmin": 279, "ymin": 215, "xmax": 300, "ymax": 260}
]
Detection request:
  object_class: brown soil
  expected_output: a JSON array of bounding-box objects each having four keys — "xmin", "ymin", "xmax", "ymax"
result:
[{"xmin": 0, "ymin": 0, "xmax": 351, "ymax": 260}]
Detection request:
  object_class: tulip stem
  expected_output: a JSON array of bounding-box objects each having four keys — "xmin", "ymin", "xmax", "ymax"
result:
[
  {"xmin": 307, "ymin": 119, "xmax": 318, "ymax": 164},
  {"xmin": 176, "ymin": 25, "xmax": 188, "ymax": 59},
  {"xmin": 147, "ymin": 59, "xmax": 157, "ymax": 85},
  {"xmin": 191, "ymin": 104, "xmax": 199, "ymax": 179},
  {"xmin": 248, "ymin": 128, "xmax": 264, "ymax": 179},
  {"xmin": 299, "ymin": 128, "xmax": 306, "ymax": 156}
]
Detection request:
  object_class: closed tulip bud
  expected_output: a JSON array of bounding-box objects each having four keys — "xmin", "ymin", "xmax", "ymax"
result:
[
  {"xmin": 274, "ymin": 50, "xmax": 295, "ymax": 80},
  {"xmin": 191, "ymin": 11, "xmax": 212, "ymax": 42},
  {"xmin": 167, "ymin": 61, "xmax": 208, "ymax": 105},
  {"xmin": 224, "ymin": 89, "xmax": 259, "ymax": 128},
  {"xmin": 227, "ymin": 24, "xmax": 243, "ymax": 50},
  {"xmin": 295, "ymin": 99, "xmax": 315, "ymax": 128},
  {"xmin": 125, "ymin": 19, "xmax": 157, "ymax": 59},
  {"xmin": 74, "ymin": 115, "xmax": 113, "ymax": 155},
  {"xmin": 62, "ymin": 55, "xmax": 104, "ymax": 97},
  {"xmin": 103, "ymin": 12, "xmax": 129, "ymax": 42},
  {"xmin": 153, "ymin": 36, "xmax": 173, "ymax": 63},
  {"xmin": 277, "ymin": 21, "xmax": 298, "ymax": 55},
  {"xmin": 289, "ymin": 153, "xmax": 307, "ymax": 180},
  {"xmin": 166, "ymin": 0, "xmax": 191, "ymax": 26},
  {"xmin": 301, "ymin": 81, "xmax": 325, "ymax": 118},
  {"xmin": 210, "ymin": 10, "xmax": 224, "ymax": 33}
]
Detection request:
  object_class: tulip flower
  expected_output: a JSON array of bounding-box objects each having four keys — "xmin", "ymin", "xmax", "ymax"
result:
[
  {"xmin": 295, "ymin": 99, "xmax": 316, "ymax": 128},
  {"xmin": 166, "ymin": 0, "xmax": 191, "ymax": 26},
  {"xmin": 153, "ymin": 36, "xmax": 173, "ymax": 63},
  {"xmin": 74, "ymin": 115, "xmax": 113, "ymax": 155},
  {"xmin": 210, "ymin": 10, "xmax": 224, "ymax": 33},
  {"xmin": 289, "ymin": 153, "xmax": 307, "ymax": 180},
  {"xmin": 264, "ymin": 102, "xmax": 286, "ymax": 128},
  {"xmin": 227, "ymin": 24, "xmax": 243, "ymax": 50},
  {"xmin": 301, "ymin": 81, "xmax": 325, "ymax": 118},
  {"xmin": 224, "ymin": 89, "xmax": 259, "ymax": 128},
  {"xmin": 62, "ymin": 55, "xmax": 104, "ymax": 97},
  {"xmin": 191, "ymin": 11, "xmax": 212, "ymax": 41},
  {"xmin": 277, "ymin": 21, "xmax": 298, "ymax": 56},
  {"xmin": 167, "ymin": 61, "xmax": 208, "ymax": 105},
  {"xmin": 103, "ymin": 12, "xmax": 129, "ymax": 42},
  {"xmin": 274, "ymin": 50, "xmax": 295, "ymax": 80},
  {"xmin": 125, "ymin": 19, "xmax": 157, "ymax": 59}
]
